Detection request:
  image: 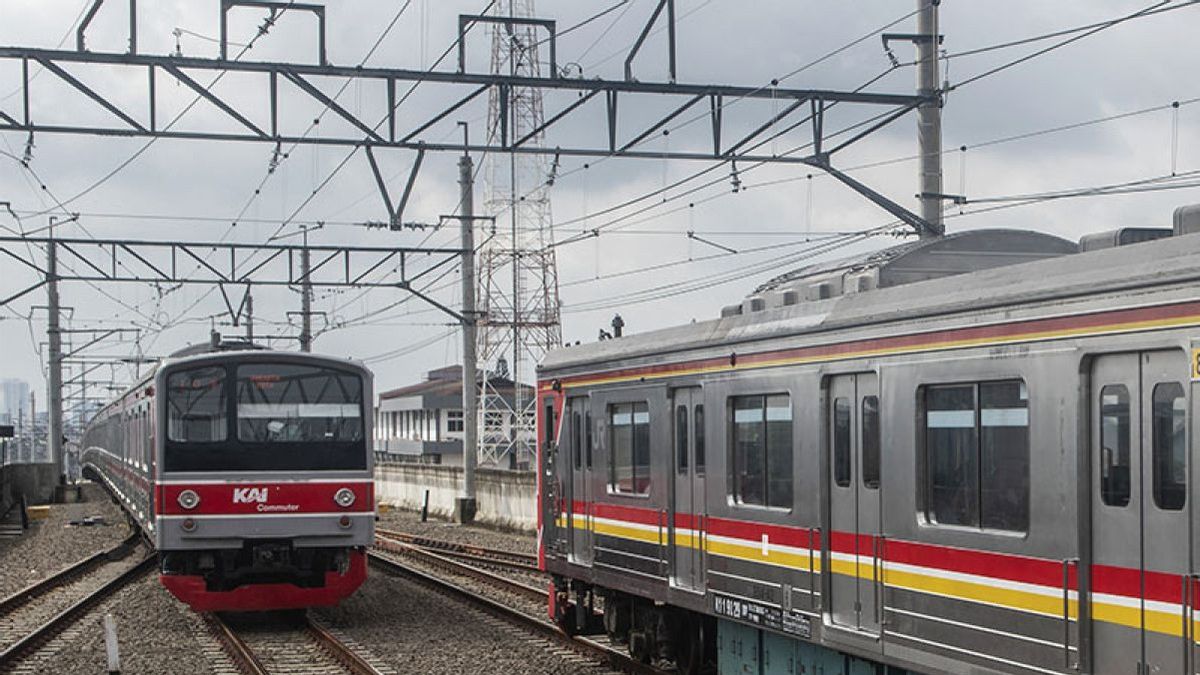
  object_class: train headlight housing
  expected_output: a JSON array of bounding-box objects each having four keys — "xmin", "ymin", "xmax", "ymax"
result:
[
  {"xmin": 177, "ymin": 489, "xmax": 200, "ymax": 510},
  {"xmin": 334, "ymin": 488, "xmax": 356, "ymax": 508}
]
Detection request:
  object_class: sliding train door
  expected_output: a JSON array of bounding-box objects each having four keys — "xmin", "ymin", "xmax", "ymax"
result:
[
  {"xmin": 1090, "ymin": 351, "xmax": 1189, "ymax": 675},
  {"xmin": 669, "ymin": 387, "xmax": 706, "ymax": 593},
  {"xmin": 567, "ymin": 397, "xmax": 594, "ymax": 565},
  {"xmin": 825, "ymin": 372, "xmax": 883, "ymax": 643}
]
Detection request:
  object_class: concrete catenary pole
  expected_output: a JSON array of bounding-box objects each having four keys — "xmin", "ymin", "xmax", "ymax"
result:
[
  {"xmin": 46, "ymin": 224, "xmax": 64, "ymax": 484},
  {"xmin": 457, "ymin": 121, "xmax": 479, "ymax": 524},
  {"xmin": 916, "ymin": 0, "xmax": 943, "ymax": 238},
  {"xmin": 299, "ymin": 229, "xmax": 313, "ymax": 352},
  {"xmin": 245, "ymin": 291, "xmax": 254, "ymax": 342}
]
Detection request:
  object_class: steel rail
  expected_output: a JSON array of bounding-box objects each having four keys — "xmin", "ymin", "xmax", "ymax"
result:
[
  {"xmin": 205, "ymin": 612, "xmax": 386, "ymax": 675},
  {"xmin": 368, "ymin": 551, "xmax": 663, "ymax": 675},
  {"xmin": 373, "ymin": 528, "xmax": 539, "ymax": 570},
  {"xmin": 0, "ymin": 531, "xmax": 140, "ymax": 616},
  {"xmin": 0, "ymin": 553, "xmax": 157, "ymax": 667},
  {"xmin": 373, "ymin": 537, "xmax": 543, "ymax": 601}
]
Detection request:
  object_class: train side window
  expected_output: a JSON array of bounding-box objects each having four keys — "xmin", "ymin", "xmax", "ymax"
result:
[
  {"xmin": 924, "ymin": 380, "xmax": 1028, "ymax": 532},
  {"xmin": 862, "ymin": 395, "xmax": 881, "ymax": 490},
  {"xmin": 980, "ymin": 381, "xmax": 1029, "ymax": 531},
  {"xmin": 833, "ymin": 398, "xmax": 851, "ymax": 487},
  {"xmin": 1152, "ymin": 382, "xmax": 1186, "ymax": 511},
  {"xmin": 1099, "ymin": 385, "xmax": 1131, "ymax": 507},
  {"xmin": 543, "ymin": 401, "xmax": 555, "ymax": 449},
  {"xmin": 585, "ymin": 412, "xmax": 593, "ymax": 469},
  {"xmin": 610, "ymin": 402, "xmax": 651, "ymax": 495},
  {"xmin": 694, "ymin": 405, "xmax": 705, "ymax": 474},
  {"xmin": 730, "ymin": 394, "xmax": 792, "ymax": 508},
  {"xmin": 676, "ymin": 405, "xmax": 688, "ymax": 473},
  {"xmin": 572, "ymin": 411, "xmax": 582, "ymax": 469},
  {"xmin": 926, "ymin": 384, "xmax": 979, "ymax": 527}
]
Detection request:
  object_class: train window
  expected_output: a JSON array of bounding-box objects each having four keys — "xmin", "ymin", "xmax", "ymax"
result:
[
  {"xmin": 1152, "ymin": 382, "xmax": 1186, "ymax": 511},
  {"xmin": 833, "ymin": 398, "xmax": 851, "ymax": 488},
  {"xmin": 572, "ymin": 411, "xmax": 582, "ymax": 469},
  {"xmin": 731, "ymin": 394, "xmax": 792, "ymax": 508},
  {"xmin": 862, "ymin": 395, "xmax": 880, "ymax": 489},
  {"xmin": 1099, "ymin": 385, "xmax": 1131, "ymax": 507},
  {"xmin": 694, "ymin": 405, "xmax": 705, "ymax": 474},
  {"xmin": 980, "ymin": 381, "xmax": 1029, "ymax": 531},
  {"xmin": 610, "ymin": 402, "xmax": 651, "ymax": 495},
  {"xmin": 166, "ymin": 366, "xmax": 227, "ymax": 443},
  {"xmin": 544, "ymin": 402, "xmax": 555, "ymax": 448},
  {"xmin": 676, "ymin": 405, "xmax": 688, "ymax": 473},
  {"xmin": 585, "ymin": 412, "xmax": 593, "ymax": 469},
  {"xmin": 236, "ymin": 364, "xmax": 363, "ymax": 443},
  {"xmin": 924, "ymin": 380, "xmax": 1028, "ymax": 532}
]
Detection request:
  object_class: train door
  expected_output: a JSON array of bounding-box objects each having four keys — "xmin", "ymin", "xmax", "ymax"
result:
[
  {"xmin": 1090, "ymin": 351, "xmax": 1189, "ymax": 675},
  {"xmin": 567, "ymin": 397, "xmax": 594, "ymax": 565},
  {"xmin": 826, "ymin": 373, "xmax": 882, "ymax": 641},
  {"xmin": 670, "ymin": 387, "xmax": 706, "ymax": 592}
]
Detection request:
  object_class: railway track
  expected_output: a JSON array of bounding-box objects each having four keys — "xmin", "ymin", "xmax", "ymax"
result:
[
  {"xmin": 204, "ymin": 611, "xmax": 392, "ymax": 675},
  {"xmin": 373, "ymin": 527, "xmax": 539, "ymax": 571},
  {"xmin": 369, "ymin": 542, "xmax": 665, "ymax": 675},
  {"xmin": 0, "ymin": 534, "xmax": 155, "ymax": 671}
]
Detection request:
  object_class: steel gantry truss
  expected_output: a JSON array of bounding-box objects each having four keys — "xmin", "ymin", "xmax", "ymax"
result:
[
  {"xmin": 0, "ymin": 3, "xmax": 938, "ymax": 236},
  {"xmin": 0, "ymin": 236, "xmax": 468, "ymax": 320}
]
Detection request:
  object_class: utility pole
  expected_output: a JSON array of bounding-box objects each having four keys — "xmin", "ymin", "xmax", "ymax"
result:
[
  {"xmin": 299, "ymin": 228, "xmax": 313, "ymax": 352},
  {"xmin": 457, "ymin": 121, "xmax": 479, "ymax": 525},
  {"xmin": 916, "ymin": 0, "xmax": 943, "ymax": 238},
  {"xmin": 46, "ymin": 220, "xmax": 64, "ymax": 486}
]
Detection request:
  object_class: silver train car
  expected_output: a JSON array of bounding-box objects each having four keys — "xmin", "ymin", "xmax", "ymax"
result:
[
  {"xmin": 82, "ymin": 341, "xmax": 375, "ymax": 611},
  {"xmin": 537, "ymin": 214, "xmax": 1200, "ymax": 675}
]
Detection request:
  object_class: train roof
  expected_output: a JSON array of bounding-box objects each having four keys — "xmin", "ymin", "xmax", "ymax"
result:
[{"xmin": 541, "ymin": 225, "xmax": 1200, "ymax": 374}]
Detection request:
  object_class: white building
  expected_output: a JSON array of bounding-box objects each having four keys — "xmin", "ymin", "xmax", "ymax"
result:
[
  {"xmin": 375, "ymin": 365, "xmax": 532, "ymax": 466},
  {"xmin": 0, "ymin": 378, "xmax": 30, "ymax": 426}
]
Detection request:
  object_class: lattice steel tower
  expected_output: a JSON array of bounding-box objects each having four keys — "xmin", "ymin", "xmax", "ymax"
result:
[{"xmin": 478, "ymin": 0, "xmax": 562, "ymax": 468}]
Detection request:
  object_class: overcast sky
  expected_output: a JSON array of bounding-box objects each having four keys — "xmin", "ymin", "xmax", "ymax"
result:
[{"xmin": 2, "ymin": 0, "xmax": 1198, "ymax": 409}]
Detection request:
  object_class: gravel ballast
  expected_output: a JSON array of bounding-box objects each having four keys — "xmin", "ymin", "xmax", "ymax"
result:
[
  {"xmin": 376, "ymin": 507, "xmax": 536, "ymax": 556},
  {"xmin": 0, "ymin": 482, "xmax": 130, "ymax": 598},
  {"xmin": 317, "ymin": 572, "xmax": 608, "ymax": 675}
]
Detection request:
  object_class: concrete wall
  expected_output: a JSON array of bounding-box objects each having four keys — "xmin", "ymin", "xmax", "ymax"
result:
[
  {"xmin": 0, "ymin": 463, "xmax": 57, "ymax": 508},
  {"xmin": 374, "ymin": 463, "xmax": 537, "ymax": 531}
]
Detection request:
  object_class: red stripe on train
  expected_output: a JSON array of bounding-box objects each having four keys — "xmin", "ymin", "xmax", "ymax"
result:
[{"xmin": 157, "ymin": 481, "xmax": 373, "ymax": 516}]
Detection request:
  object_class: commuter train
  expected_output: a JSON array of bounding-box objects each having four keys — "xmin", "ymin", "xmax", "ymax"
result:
[
  {"xmin": 82, "ymin": 339, "xmax": 374, "ymax": 611},
  {"xmin": 538, "ymin": 210, "xmax": 1200, "ymax": 675}
]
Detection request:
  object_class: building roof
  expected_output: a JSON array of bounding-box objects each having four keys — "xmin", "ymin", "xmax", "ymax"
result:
[{"xmin": 379, "ymin": 365, "xmax": 533, "ymax": 401}]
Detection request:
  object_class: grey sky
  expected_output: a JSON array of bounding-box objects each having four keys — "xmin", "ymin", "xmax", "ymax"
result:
[{"xmin": 1, "ymin": 0, "xmax": 1198, "ymax": 404}]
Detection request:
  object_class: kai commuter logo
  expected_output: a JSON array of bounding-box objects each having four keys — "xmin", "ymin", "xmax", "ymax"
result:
[{"xmin": 232, "ymin": 487, "xmax": 268, "ymax": 504}]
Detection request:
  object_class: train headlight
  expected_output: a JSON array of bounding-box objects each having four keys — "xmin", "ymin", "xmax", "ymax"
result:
[
  {"xmin": 334, "ymin": 488, "xmax": 356, "ymax": 508},
  {"xmin": 177, "ymin": 489, "xmax": 200, "ymax": 510}
]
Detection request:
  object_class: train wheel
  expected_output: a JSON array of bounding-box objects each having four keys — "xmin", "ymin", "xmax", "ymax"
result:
[{"xmin": 603, "ymin": 595, "xmax": 630, "ymax": 643}]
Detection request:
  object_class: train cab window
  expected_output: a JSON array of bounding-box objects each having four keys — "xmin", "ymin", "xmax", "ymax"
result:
[
  {"xmin": 236, "ymin": 364, "xmax": 363, "ymax": 443},
  {"xmin": 1099, "ymin": 385, "xmax": 1131, "ymax": 507},
  {"xmin": 544, "ymin": 402, "xmax": 556, "ymax": 449},
  {"xmin": 862, "ymin": 395, "xmax": 881, "ymax": 489},
  {"xmin": 730, "ymin": 394, "xmax": 792, "ymax": 509},
  {"xmin": 1152, "ymin": 382, "xmax": 1186, "ymax": 511},
  {"xmin": 924, "ymin": 379, "xmax": 1028, "ymax": 532},
  {"xmin": 610, "ymin": 402, "xmax": 651, "ymax": 494},
  {"xmin": 166, "ymin": 366, "xmax": 227, "ymax": 443},
  {"xmin": 694, "ymin": 405, "xmax": 705, "ymax": 474},
  {"xmin": 833, "ymin": 398, "xmax": 851, "ymax": 488},
  {"xmin": 676, "ymin": 405, "xmax": 688, "ymax": 473}
]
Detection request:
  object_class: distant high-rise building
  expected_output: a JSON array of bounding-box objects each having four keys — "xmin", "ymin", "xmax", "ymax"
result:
[{"xmin": 0, "ymin": 379, "xmax": 30, "ymax": 425}]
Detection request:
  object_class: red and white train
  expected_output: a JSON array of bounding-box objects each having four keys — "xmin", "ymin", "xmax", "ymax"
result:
[{"xmin": 82, "ymin": 339, "xmax": 374, "ymax": 611}]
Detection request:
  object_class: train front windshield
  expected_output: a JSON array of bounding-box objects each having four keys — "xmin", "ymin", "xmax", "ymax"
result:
[{"xmin": 164, "ymin": 362, "xmax": 366, "ymax": 472}]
